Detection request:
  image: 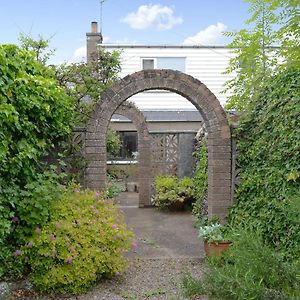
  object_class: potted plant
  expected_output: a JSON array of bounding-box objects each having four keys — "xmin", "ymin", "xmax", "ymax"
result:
[
  {"xmin": 198, "ymin": 221, "xmax": 231, "ymax": 256},
  {"xmin": 153, "ymin": 176, "xmax": 194, "ymax": 211},
  {"xmin": 153, "ymin": 175, "xmax": 184, "ymax": 210}
]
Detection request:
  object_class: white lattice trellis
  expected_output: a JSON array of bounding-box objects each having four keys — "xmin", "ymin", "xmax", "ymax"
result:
[{"xmin": 151, "ymin": 133, "xmax": 178, "ymax": 176}]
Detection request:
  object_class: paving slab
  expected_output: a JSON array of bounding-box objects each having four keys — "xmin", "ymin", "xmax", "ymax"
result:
[{"xmin": 116, "ymin": 192, "xmax": 204, "ymax": 259}]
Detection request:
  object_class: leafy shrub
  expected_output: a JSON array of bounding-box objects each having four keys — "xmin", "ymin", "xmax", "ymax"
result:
[
  {"xmin": 107, "ymin": 164, "xmax": 138, "ymax": 181},
  {"xmin": 182, "ymin": 228, "xmax": 300, "ymax": 299},
  {"xmin": 153, "ymin": 176, "xmax": 194, "ymax": 210},
  {"xmin": 229, "ymin": 67, "xmax": 300, "ymax": 258},
  {"xmin": 0, "ymin": 170, "xmax": 64, "ymax": 279},
  {"xmin": 0, "ymin": 44, "xmax": 73, "ymax": 187},
  {"xmin": 192, "ymin": 140, "xmax": 208, "ymax": 222},
  {"xmin": 20, "ymin": 185, "xmax": 134, "ymax": 295},
  {"xmin": 15, "ymin": 170, "xmax": 64, "ymax": 244},
  {"xmin": 0, "ymin": 44, "xmax": 74, "ymax": 267},
  {"xmin": 154, "ymin": 176, "xmax": 178, "ymax": 210}
]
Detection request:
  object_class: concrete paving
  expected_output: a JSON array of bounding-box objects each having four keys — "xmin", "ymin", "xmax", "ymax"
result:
[{"xmin": 115, "ymin": 192, "xmax": 205, "ymax": 259}]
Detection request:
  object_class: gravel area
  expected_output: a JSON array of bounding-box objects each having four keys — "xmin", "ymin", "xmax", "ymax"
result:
[{"xmin": 9, "ymin": 258, "xmax": 205, "ymax": 300}]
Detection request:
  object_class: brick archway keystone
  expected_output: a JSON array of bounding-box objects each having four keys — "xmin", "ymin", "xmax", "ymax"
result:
[{"xmin": 85, "ymin": 69, "xmax": 232, "ymax": 221}]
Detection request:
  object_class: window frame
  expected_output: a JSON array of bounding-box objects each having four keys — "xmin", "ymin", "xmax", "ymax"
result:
[
  {"xmin": 141, "ymin": 58, "xmax": 157, "ymax": 70},
  {"xmin": 141, "ymin": 57, "xmax": 186, "ymax": 72},
  {"xmin": 109, "ymin": 131, "xmax": 138, "ymax": 161}
]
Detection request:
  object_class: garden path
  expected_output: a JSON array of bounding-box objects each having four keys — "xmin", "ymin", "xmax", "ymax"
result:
[{"xmin": 116, "ymin": 192, "xmax": 204, "ymax": 259}]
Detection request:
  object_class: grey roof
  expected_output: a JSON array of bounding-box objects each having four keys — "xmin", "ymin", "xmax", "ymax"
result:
[{"xmin": 111, "ymin": 109, "xmax": 203, "ymax": 122}]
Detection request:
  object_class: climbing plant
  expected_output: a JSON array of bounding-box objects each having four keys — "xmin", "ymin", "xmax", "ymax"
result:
[
  {"xmin": 192, "ymin": 140, "xmax": 208, "ymax": 223},
  {"xmin": 228, "ymin": 67, "xmax": 300, "ymax": 258}
]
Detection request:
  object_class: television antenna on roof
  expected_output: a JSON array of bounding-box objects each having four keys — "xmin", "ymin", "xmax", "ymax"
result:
[{"xmin": 100, "ymin": 0, "xmax": 106, "ymax": 34}]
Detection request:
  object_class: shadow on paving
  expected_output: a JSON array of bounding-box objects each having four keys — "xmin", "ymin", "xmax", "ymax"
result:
[{"xmin": 115, "ymin": 192, "xmax": 204, "ymax": 259}]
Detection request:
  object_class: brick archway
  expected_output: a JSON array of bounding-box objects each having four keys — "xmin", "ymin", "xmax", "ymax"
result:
[
  {"xmin": 113, "ymin": 102, "xmax": 153, "ymax": 207},
  {"xmin": 85, "ymin": 69, "xmax": 232, "ymax": 221}
]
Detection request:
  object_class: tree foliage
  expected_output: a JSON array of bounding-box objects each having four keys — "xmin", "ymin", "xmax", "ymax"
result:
[
  {"xmin": 55, "ymin": 48, "xmax": 121, "ymax": 126},
  {"xmin": 19, "ymin": 33, "xmax": 56, "ymax": 65},
  {"xmin": 19, "ymin": 35, "xmax": 122, "ymax": 154},
  {"xmin": 224, "ymin": 0, "xmax": 300, "ymax": 110},
  {"xmin": 106, "ymin": 128, "xmax": 121, "ymax": 156}
]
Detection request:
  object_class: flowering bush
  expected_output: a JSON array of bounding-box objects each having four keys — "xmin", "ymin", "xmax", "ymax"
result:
[{"xmin": 19, "ymin": 185, "xmax": 134, "ymax": 295}]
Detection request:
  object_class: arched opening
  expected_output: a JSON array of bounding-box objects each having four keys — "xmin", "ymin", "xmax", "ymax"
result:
[
  {"xmin": 108, "ymin": 102, "xmax": 153, "ymax": 207},
  {"xmin": 85, "ymin": 69, "xmax": 232, "ymax": 221}
]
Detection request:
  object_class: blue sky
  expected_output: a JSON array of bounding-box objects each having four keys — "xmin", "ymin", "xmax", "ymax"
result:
[{"xmin": 0, "ymin": 0, "xmax": 250, "ymax": 64}]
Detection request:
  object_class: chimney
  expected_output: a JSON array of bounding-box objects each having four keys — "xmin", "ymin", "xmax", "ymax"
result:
[
  {"xmin": 91, "ymin": 21, "xmax": 98, "ymax": 33},
  {"xmin": 86, "ymin": 21, "xmax": 103, "ymax": 63}
]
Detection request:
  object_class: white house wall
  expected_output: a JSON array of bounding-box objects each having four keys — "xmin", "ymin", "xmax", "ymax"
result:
[{"xmin": 100, "ymin": 45, "xmax": 236, "ymax": 109}]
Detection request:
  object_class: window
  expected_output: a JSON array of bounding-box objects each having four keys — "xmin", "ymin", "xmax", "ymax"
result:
[
  {"xmin": 142, "ymin": 59, "xmax": 155, "ymax": 70},
  {"xmin": 157, "ymin": 57, "xmax": 185, "ymax": 72},
  {"xmin": 114, "ymin": 131, "xmax": 138, "ymax": 160},
  {"xmin": 141, "ymin": 57, "xmax": 185, "ymax": 72}
]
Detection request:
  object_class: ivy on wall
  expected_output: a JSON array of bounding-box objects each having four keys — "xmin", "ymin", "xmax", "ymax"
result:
[
  {"xmin": 192, "ymin": 140, "xmax": 208, "ymax": 222},
  {"xmin": 229, "ymin": 67, "xmax": 300, "ymax": 258}
]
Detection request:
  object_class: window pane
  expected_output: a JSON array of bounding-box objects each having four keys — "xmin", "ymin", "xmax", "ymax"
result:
[
  {"xmin": 143, "ymin": 59, "xmax": 154, "ymax": 70},
  {"xmin": 157, "ymin": 57, "xmax": 185, "ymax": 72},
  {"xmin": 115, "ymin": 131, "xmax": 138, "ymax": 160}
]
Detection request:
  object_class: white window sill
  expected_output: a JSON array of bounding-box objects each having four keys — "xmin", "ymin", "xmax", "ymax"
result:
[{"xmin": 107, "ymin": 160, "xmax": 138, "ymax": 165}]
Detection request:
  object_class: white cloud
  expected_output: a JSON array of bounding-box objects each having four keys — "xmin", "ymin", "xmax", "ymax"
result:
[
  {"xmin": 183, "ymin": 22, "xmax": 227, "ymax": 45},
  {"xmin": 69, "ymin": 45, "xmax": 86, "ymax": 63},
  {"xmin": 121, "ymin": 4, "xmax": 182, "ymax": 30}
]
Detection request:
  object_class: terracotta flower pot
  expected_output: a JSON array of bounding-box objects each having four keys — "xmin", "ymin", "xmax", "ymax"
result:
[{"xmin": 204, "ymin": 240, "xmax": 231, "ymax": 256}]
